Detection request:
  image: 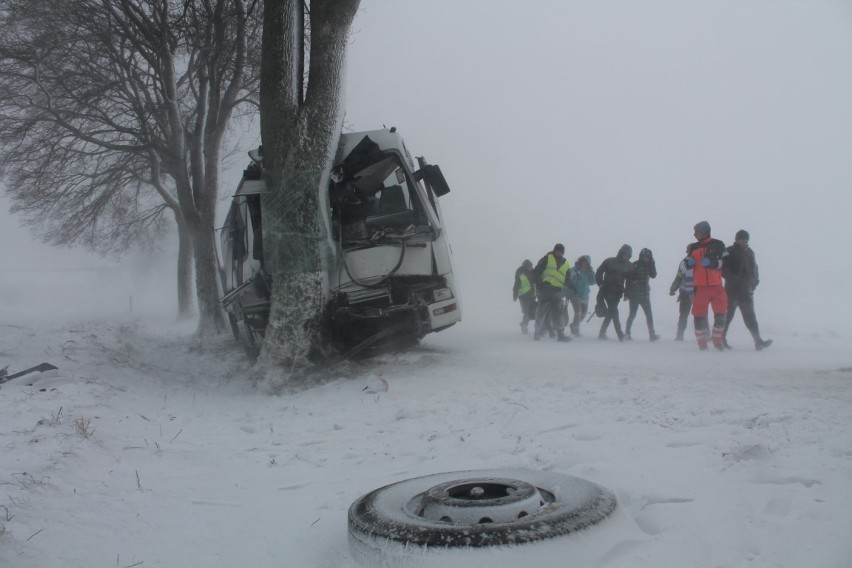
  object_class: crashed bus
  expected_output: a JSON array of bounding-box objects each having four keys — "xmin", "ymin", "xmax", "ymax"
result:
[{"xmin": 218, "ymin": 128, "xmax": 461, "ymax": 358}]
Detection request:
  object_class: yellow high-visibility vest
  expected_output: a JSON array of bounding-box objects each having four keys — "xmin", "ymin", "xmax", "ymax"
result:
[
  {"xmin": 518, "ymin": 273, "xmax": 533, "ymax": 296},
  {"xmin": 542, "ymin": 253, "xmax": 570, "ymax": 288}
]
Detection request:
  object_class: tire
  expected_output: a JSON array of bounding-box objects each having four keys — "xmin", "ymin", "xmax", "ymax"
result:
[
  {"xmin": 227, "ymin": 313, "xmax": 241, "ymax": 343},
  {"xmin": 348, "ymin": 469, "xmax": 616, "ymax": 563},
  {"xmin": 233, "ymin": 299, "xmax": 261, "ymax": 360}
]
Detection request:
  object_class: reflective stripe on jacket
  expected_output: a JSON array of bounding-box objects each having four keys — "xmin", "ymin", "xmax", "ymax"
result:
[{"xmin": 679, "ymin": 260, "xmax": 694, "ymax": 294}]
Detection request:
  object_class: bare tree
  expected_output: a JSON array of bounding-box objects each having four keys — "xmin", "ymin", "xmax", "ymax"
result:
[
  {"xmin": 258, "ymin": 0, "xmax": 360, "ymax": 370},
  {"xmin": 0, "ymin": 0, "xmax": 261, "ymax": 329}
]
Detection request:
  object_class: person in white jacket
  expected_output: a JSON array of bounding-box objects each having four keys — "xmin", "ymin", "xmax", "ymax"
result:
[{"xmin": 669, "ymin": 248, "xmax": 694, "ymax": 341}]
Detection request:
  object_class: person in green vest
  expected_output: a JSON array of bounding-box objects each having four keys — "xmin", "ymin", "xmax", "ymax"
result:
[
  {"xmin": 513, "ymin": 259, "xmax": 537, "ymax": 334},
  {"xmin": 532, "ymin": 243, "xmax": 572, "ymax": 342}
]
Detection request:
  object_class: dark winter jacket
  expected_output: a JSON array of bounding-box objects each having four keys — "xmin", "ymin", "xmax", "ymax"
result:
[
  {"xmin": 723, "ymin": 243, "xmax": 759, "ymax": 297},
  {"xmin": 595, "ymin": 245, "xmax": 633, "ymax": 297},
  {"xmin": 625, "ymin": 259, "xmax": 657, "ymax": 300},
  {"xmin": 687, "ymin": 237, "xmax": 726, "ymax": 287}
]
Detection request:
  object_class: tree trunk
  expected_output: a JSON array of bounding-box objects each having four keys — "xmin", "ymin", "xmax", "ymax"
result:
[
  {"xmin": 258, "ymin": 166, "xmax": 328, "ymax": 367},
  {"xmin": 190, "ymin": 213, "xmax": 227, "ymax": 335},
  {"xmin": 257, "ymin": 0, "xmax": 360, "ymax": 373},
  {"xmin": 259, "ymin": 0, "xmax": 301, "ymax": 159},
  {"xmin": 175, "ymin": 212, "xmax": 195, "ymax": 320}
]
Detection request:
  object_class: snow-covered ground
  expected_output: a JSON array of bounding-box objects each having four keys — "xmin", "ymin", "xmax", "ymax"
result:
[
  {"xmin": 1, "ymin": 302, "xmax": 851, "ymax": 567},
  {"xmin": 2, "ymin": 1, "xmax": 851, "ymax": 565}
]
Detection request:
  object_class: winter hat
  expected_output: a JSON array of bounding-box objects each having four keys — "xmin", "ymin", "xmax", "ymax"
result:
[
  {"xmin": 522, "ymin": 259, "xmax": 533, "ymax": 268},
  {"xmin": 553, "ymin": 243, "xmax": 565, "ymax": 253},
  {"xmin": 735, "ymin": 229, "xmax": 750, "ymax": 241},
  {"xmin": 694, "ymin": 221, "xmax": 711, "ymax": 236}
]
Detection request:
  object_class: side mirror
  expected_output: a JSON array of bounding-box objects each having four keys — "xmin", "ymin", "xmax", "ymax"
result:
[
  {"xmin": 415, "ymin": 164, "xmax": 451, "ymax": 197},
  {"xmin": 248, "ymin": 146, "xmax": 263, "ymax": 163}
]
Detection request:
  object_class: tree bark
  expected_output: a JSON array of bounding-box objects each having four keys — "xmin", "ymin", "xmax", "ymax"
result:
[
  {"xmin": 258, "ymin": 0, "xmax": 360, "ymax": 372},
  {"xmin": 191, "ymin": 213, "xmax": 226, "ymax": 334},
  {"xmin": 175, "ymin": 212, "xmax": 195, "ymax": 320},
  {"xmin": 260, "ymin": 0, "xmax": 302, "ymax": 164}
]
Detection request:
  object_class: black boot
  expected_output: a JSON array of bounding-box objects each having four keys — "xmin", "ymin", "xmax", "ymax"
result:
[{"xmin": 755, "ymin": 339, "xmax": 773, "ymax": 351}]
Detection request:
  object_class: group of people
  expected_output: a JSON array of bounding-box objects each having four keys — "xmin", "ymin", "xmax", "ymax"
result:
[{"xmin": 512, "ymin": 221, "xmax": 772, "ymax": 351}]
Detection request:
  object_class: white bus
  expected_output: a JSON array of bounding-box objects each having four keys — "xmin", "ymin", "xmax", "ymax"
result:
[{"xmin": 219, "ymin": 128, "xmax": 461, "ymax": 358}]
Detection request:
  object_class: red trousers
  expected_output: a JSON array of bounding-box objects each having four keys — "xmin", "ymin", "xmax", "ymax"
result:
[{"xmin": 691, "ymin": 286, "xmax": 728, "ymax": 318}]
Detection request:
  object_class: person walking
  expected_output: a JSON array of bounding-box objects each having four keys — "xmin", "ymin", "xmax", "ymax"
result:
[
  {"xmin": 722, "ymin": 230, "xmax": 773, "ymax": 350},
  {"xmin": 567, "ymin": 255, "xmax": 596, "ymax": 337},
  {"xmin": 687, "ymin": 221, "xmax": 728, "ymax": 350},
  {"xmin": 513, "ymin": 259, "xmax": 537, "ymax": 334},
  {"xmin": 668, "ymin": 248, "xmax": 694, "ymax": 341},
  {"xmin": 594, "ymin": 245, "xmax": 633, "ymax": 341},
  {"xmin": 624, "ymin": 248, "xmax": 660, "ymax": 341},
  {"xmin": 560, "ymin": 271, "xmax": 578, "ymax": 338},
  {"xmin": 532, "ymin": 244, "xmax": 572, "ymax": 342}
]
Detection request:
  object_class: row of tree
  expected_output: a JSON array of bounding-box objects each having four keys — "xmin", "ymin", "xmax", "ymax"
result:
[{"xmin": 0, "ymin": 0, "xmax": 360, "ymax": 371}]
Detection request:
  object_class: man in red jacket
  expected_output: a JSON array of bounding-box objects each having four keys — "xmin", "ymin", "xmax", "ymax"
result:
[{"xmin": 686, "ymin": 221, "xmax": 728, "ymax": 350}]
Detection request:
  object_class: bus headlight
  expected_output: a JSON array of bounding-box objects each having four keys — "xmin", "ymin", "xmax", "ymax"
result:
[{"xmin": 432, "ymin": 288, "xmax": 453, "ymax": 303}]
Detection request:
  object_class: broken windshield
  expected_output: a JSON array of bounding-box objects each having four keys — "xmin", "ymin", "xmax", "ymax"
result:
[{"xmin": 331, "ymin": 154, "xmax": 432, "ymax": 247}]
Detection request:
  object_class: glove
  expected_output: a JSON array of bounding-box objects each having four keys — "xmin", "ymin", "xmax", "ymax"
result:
[
  {"xmin": 701, "ymin": 258, "xmax": 712, "ymax": 267},
  {"xmin": 685, "ymin": 258, "xmax": 695, "ymax": 268},
  {"xmin": 513, "ymin": 293, "xmax": 518, "ymax": 302}
]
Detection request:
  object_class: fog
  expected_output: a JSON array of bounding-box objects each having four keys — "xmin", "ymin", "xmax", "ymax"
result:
[
  {"xmin": 343, "ymin": 0, "xmax": 852, "ymax": 338},
  {"xmin": 3, "ymin": 0, "xmax": 851, "ymax": 339},
  {"xmin": 0, "ymin": 193, "xmax": 179, "ymax": 323}
]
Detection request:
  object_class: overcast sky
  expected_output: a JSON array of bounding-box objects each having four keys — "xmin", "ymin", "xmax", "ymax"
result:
[{"xmin": 2, "ymin": 0, "xmax": 851, "ymax": 333}]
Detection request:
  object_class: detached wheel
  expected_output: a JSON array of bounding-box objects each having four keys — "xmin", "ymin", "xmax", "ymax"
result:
[{"xmin": 348, "ymin": 469, "xmax": 616, "ymax": 563}]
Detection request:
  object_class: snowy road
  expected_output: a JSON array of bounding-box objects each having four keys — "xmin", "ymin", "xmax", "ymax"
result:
[{"xmin": 1, "ymin": 320, "xmax": 851, "ymax": 567}]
